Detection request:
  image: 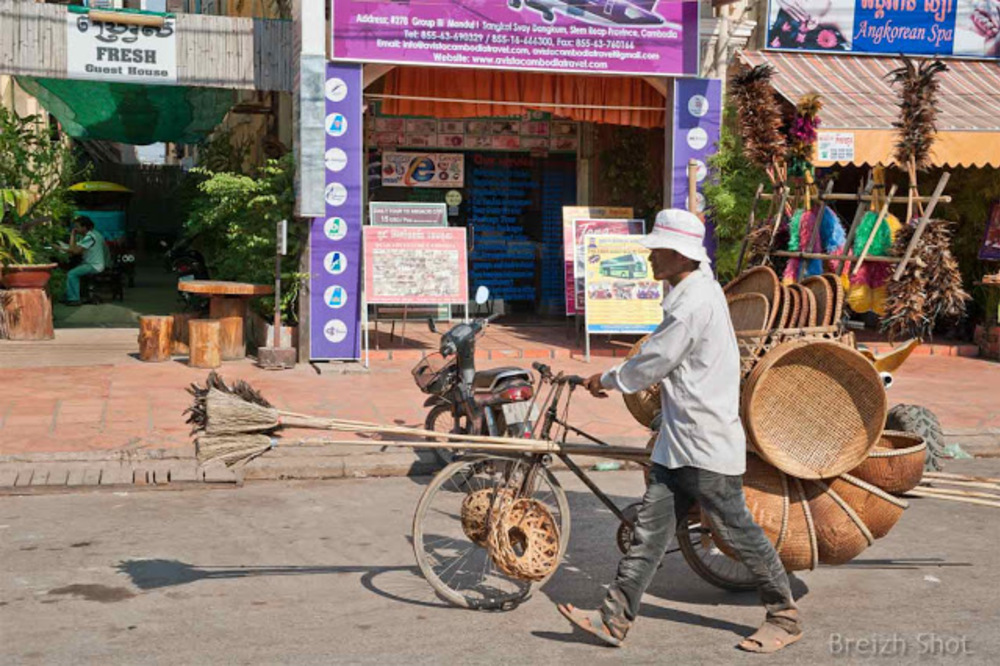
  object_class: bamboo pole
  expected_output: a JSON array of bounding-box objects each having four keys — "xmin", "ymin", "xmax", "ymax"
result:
[
  {"xmin": 893, "ymin": 172, "xmax": 951, "ymax": 281},
  {"xmin": 758, "ymin": 193, "xmax": 950, "ymax": 204},
  {"xmin": 920, "ymin": 478, "xmax": 1000, "ymax": 492},
  {"xmin": 286, "ymin": 437, "xmax": 651, "ymax": 462},
  {"xmin": 90, "ymin": 10, "xmax": 166, "ymax": 28},
  {"xmin": 764, "ymin": 186, "xmax": 791, "ymax": 255},
  {"xmin": 852, "ymin": 184, "xmax": 899, "ymax": 276},
  {"xmin": 925, "ymin": 471, "xmax": 1000, "ymax": 484},
  {"xmin": 915, "ymin": 485, "xmax": 1000, "ymax": 501},
  {"xmin": 772, "ymin": 251, "xmax": 900, "ymax": 263},
  {"xmin": 906, "ymin": 488, "xmax": 1000, "ymax": 508},
  {"xmin": 836, "ymin": 177, "xmax": 875, "ymax": 274},
  {"xmin": 735, "ymin": 183, "xmax": 765, "ymax": 275}
]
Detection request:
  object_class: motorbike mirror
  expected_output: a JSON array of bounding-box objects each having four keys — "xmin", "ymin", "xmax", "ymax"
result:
[
  {"xmin": 428, "ymin": 318, "xmax": 437, "ymax": 333},
  {"xmin": 159, "ymin": 240, "xmax": 168, "ymax": 247},
  {"xmin": 474, "ymin": 286, "xmax": 489, "ymax": 305}
]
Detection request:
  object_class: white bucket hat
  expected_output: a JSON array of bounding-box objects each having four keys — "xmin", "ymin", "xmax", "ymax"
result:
[{"xmin": 637, "ymin": 208, "xmax": 711, "ymax": 265}]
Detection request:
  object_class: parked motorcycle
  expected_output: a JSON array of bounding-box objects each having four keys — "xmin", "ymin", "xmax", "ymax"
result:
[
  {"xmin": 161, "ymin": 237, "xmax": 209, "ymax": 310},
  {"xmin": 411, "ymin": 287, "xmax": 535, "ymax": 465}
]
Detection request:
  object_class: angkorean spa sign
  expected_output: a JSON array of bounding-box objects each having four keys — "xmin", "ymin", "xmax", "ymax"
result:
[
  {"xmin": 67, "ymin": 11, "xmax": 177, "ymax": 84},
  {"xmin": 765, "ymin": 0, "xmax": 1000, "ymax": 58},
  {"xmin": 363, "ymin": 227, "xmax": 469, "ymax": 305},
  {"xmin": 331, "ymin": 0, "xmax": 699, "ymax": 76}
]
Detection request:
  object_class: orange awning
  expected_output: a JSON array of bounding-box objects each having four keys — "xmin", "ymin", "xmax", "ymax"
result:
[
  {"xmin": 738, "ymin": 51, "xmax": 1000, "ymax": 167},
  {"xmin": 379, "ymin": 66, "xmax": 666, "ymax": 129}
]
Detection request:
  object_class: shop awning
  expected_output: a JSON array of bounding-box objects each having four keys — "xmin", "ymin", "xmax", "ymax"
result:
[
  {"xmin": 738, "ymin": 51, "xmax": 1000, "ymax": 168},
  {"xmin": 379, "ymin": 67, "xmax": 665, "ymax": 129}
]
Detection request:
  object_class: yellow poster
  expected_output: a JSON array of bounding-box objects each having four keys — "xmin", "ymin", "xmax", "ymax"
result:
[{"xmin": 583, "ymin": 234, "xmax": 664, "ymax": 334}]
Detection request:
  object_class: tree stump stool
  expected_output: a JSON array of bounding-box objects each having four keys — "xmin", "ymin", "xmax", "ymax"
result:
[
  {"xmin": 210, "ymin": 298, "xmax": 247, "ymax": 360},
  {"xmin": 189, "ymin": 319, "xmax": 222, "ymax": 369},
  {"xmin": 170, "ymin": 312, "xmax": 197, "ymax": 355},
  {"xmin": 138, "ymin": 315, "xmax": 174, "ymax": 362},
  {"xmin": 0, "ymin": 288, "xmax": 54, "ymax": 341}
]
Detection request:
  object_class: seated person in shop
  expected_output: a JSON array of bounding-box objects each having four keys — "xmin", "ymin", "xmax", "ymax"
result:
[{"xmin": 62, "ymin": 215, "xmax": 108, "ymax": 306}]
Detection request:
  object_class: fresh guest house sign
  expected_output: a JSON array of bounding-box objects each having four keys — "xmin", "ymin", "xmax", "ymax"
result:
[
  {"xmin": 331, "ymin": 0, "xmax": 699, "ymax": 76},
  {"xmin": 67, "ymin": 11, "xmax": 177, "ymax": 84}
]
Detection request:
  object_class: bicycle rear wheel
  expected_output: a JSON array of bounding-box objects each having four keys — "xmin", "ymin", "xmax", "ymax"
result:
[
  {"xmin": 412, "ymin": 456, "xmax": 571, "ymax": 610},
  {"xmin": 676, "ymin": 510, "xmax": 758, "ymax": 591}
]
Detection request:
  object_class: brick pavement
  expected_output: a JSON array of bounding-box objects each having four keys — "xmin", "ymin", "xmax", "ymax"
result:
[{"xmin": 0, "ymin": 327, "xmax": 995, "ymax": 489}]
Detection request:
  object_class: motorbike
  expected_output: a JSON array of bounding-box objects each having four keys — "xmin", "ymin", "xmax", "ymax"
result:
[
  {"xmin": 411, "ymin": 287, "xmax": 535, "ymax": 465},
  {"xmin": 161, "ymin": 237, "xmax": 209, "ymax": 310}
]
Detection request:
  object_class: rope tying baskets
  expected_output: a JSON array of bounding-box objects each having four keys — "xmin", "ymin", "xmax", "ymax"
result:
[
  {"xmin": 742, "ymin": 340, "xmax": 886, "ymax": 479},
  {"xmin": 829, "ymin": 473, "xmax": 909, "ymax": 539},
  {"xmin": 804, "ymin": 479, "xmax": 875, "ymax": 565},
  {"xmin": 848, "ymin": 431, "xmax": 926, "ymax": 494},
  {"xmin": 487, "ymin": 498, "xmax": 561, "ymax": 582},
  {"xmin": 622, "ymin": 335, "xmax": 661, "ymax": 428}
]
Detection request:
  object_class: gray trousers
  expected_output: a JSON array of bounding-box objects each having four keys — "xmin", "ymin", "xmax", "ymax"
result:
[{"xmin": 601, "ymin": 464, "xmax": 800, "ymax": 636}]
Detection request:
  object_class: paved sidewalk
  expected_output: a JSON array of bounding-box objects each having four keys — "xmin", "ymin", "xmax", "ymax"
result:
[{"xmin": 0, "ymin": 328, "xmax": 996, "ymax": 490}]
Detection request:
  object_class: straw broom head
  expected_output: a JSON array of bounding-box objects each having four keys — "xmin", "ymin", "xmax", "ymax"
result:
[
  {"xmin": 185, "ymin": 372, "xmax": 276, "ymax": 435},
  {"xmin": 196, "ymin": 434, "xmax": 275, "ymax": 468},
  {"xmin": 205, "ymin": 388, "xmax": 281, "ymax": 435}
]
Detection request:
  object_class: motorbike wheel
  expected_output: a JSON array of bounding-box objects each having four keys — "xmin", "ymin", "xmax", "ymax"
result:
[{"xmin": 424, "ymin": 405, "xmax": 469, "ymax": 466}]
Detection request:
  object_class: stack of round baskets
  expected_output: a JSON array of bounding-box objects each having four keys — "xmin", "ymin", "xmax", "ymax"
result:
[{"xmin": 624, "ymin": 269, "xmax": 925, "ymax": 570}]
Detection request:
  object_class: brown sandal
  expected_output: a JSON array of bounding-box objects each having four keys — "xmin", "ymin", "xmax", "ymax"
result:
[
  {"xmin": 556, "ymin": 603, "xmax": 626, "ymax": 647},
  {"xmin": 737, "ymin": 622, "xmax": 803, "ymax": 653}
]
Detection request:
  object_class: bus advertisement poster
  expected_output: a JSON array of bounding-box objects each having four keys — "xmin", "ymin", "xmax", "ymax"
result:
[{"xmin": 583, "ymin": 234, "xmax": 663, "ymax": 335}]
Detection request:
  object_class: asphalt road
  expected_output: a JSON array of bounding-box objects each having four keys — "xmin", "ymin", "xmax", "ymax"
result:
[{"xmin": 2, "ymin": 460, "xmax": 998, "ymax": 665}]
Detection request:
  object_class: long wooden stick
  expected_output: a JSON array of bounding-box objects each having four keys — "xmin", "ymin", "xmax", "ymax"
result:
[
  {"xmin": 284, "ymin": 437, "xmax": 651, "ymax": 462},
  {"xmin": 798, "ymin": 181, "xmax": 835, "ymax": 281},
  {"xmin": 915, "ymin": 486, "xmax": 1000, "ymax": 501},
  {"xmin": 735, "ymin": 183, "xmax": 766, "ymax": 275},
  {"xmin": 852, "ymin": 184, "xmax": 898, "ymax": 276},
  {"xmin": 907, "ymin": 488, "xmax": 1000, "ymax": 508},
  {"xmin": 837, "ymin": 178, "xmax": 875, "ymax": 274},
  {"xmin": 758, "ymin": 193, "xmax": 950, "ymax": 204},
  {"xmin": 920, "ymin": 478, "xmax": 1000, "ymax": 491},
  {"xmin": 893, "ymin": 172, "xmax": 950, "ymax": 281},
  {"xmin": 764, "ymin": 186, "xmax": 791, "ymax": 254},
  {"xmin": 925, "ymin": 471, "xmax": 1000, "ymax": 484},
  {"xmin": 772, "ymin": 251, "xmax": 899, "ymax": 263}
]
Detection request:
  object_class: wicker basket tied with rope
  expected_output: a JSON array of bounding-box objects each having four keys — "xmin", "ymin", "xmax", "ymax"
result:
[
  {"xmin": 829, "ymin": 473, "xmax": 909, "ymax": 539},
  {"xmin": 848, "ymin": 431, "xmax": 926, "ymax": 495},
  {"xmin": 487, "ymin": 498, "xmax": 561, "ymax": 582},
  {"xmin": 804, "ymin": 479, "xmax": 875, "ymax": 565}
]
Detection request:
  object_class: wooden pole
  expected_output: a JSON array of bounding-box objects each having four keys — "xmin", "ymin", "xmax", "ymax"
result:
[
  {"xmin": 836, "ymin": 177, "xmax": 875, "ymax": 274},
  {"xmin": 687, "ymin": 159, "xmax": 698, "ymax": 215},
  {"xmin": 89, "ymin": 10, "xmax": 165, "ymax": 28},
  {"xmin": 906, "ymin": 488, "xmax": 1000, "ymax": 508},
  {"xmin": 764, "ymin": 186, "xmax": 791, "ymax": 254},
  {"xmin": 735, "ymin": 183, "xmax": 765, "ymax": 275},
  {"xmin": 892, "ymin": 172, "xmax": 950, "ymax": 281},
  {"xmin": 772, "ymin": 251, "xmax": 900, "ymax": 263},
  {"xmin": 758, "ymin": 192, "xmax": 949, "ymax": 204},
  {"xmin": 852, "ymin": 184, "xmax": 898, "ymax": 276}
]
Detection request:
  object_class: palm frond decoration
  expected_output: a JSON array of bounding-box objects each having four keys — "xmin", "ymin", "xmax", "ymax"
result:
[
  {"xmin": 730, "ymin": 64, "xmax": 786, "ymax": 180},
  {"xmin": 886, "ymin": 57, "xmax": 948, "ymax": 171}
]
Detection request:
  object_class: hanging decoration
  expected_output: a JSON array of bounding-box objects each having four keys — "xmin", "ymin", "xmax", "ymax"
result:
[
  {"xmin": 782, "ymin": 207, "xmax": 846, "ymax": 283},
  {"xmin": 787, "ymin": 93, "xmax": 823, "ymax": 213},
  {"xmin": 844, "ymin": 211, "xmax": 902, "ymax": 315},
  {"xmin": 730, "ymin": 64, "xmax": 786, "ymax": 183}
]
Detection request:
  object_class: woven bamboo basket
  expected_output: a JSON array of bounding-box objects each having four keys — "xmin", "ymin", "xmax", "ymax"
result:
[
  {"xmin": 802, "ymin": 275, "xmax": 834, "ymax": 327},
  {"xmin": 790, "ymin": 284, "xmax": 817, "ymax": 327},
  {"xmin": 741, "ymin": 340, "xmax": 886, "ymax": 479},
  {"xmin": 461, "ymin": 488, "xmax": 515, "ymax": 546},
  {"xmin": 823, "ymin": 273, "xmax": 845, "ymax": 325},
  {"xmin": 848, "ymin": 431, "xmax": 926, "ymax": 494},
  {"xmin": 487, "ymin": 498, "xmax": 561, "ymax": 582},
  {"xmin": 724, "ymin": 266, "xmax": 781, "ymax": 329},
  {"xmin": 782, "ymin": 478, "xmax": 819, "ymax": 571},
  {"xmin": 775, "ymin": 285, "xmax": 792, "ymax": 330},
  {"xmin": 783, "ymin": 286, "xmax": 801, "ymax": 330},
  {"xmin": 804, "ymin": 479, "xmax": 875, "ymax": 565},
  {"xmin": 728, "ymin": 293, "xmax": 771, "ymax": 333},
  {"xmin": 622, "ymin": 335, "xmax": 661, "ymax": 428},
  {"xmin": 735, "ymin": 326, "xmax": 854, "ymax": 385},
  {"xmin": 708, "ymin": 455, "xmax": 789, "ymax": 560},
  {"xmin": 829, "ymin": 473, "xmax": 909, "ymax": 539}
]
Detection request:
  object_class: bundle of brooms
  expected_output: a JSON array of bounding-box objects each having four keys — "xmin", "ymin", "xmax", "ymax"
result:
[{"xmin": 186, "ymin": 373, "xmax": 649, "ymax": 468}]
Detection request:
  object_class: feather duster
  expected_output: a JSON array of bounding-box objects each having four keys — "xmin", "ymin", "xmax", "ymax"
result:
[
  {"xmin": 782, "ymin": 207, "xmax": 846, "ymax": 282},
  {"xmin": 787, "ymin": 94, "xmax": 823, "ymax": 178},
  {"xmin": 886, "ymin": 57, "xmax": 948, "ymax": 170},
  {"xmin": 881, "ymin": 219, "xmax": 969, "ymax": 341},
  {"xmin": 730, "ymin": 65, "xmax": 786, "ymax": 176}
]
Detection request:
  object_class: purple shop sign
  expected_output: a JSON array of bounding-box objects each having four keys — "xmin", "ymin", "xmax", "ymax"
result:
[
  {"xmin": 310, "ymin": 63, "xmax": 364, "ymax": 360},
  {"xmin": 331, "ymin": 0, "xmax": 699, "ymax": 77},
  {"xmin": 671, "ymin": 78, "xmax": 722, "ymax": 262}
]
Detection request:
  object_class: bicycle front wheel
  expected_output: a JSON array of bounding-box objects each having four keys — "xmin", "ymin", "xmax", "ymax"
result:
[{"xmin": 412, "ymin": 456, "xmax": 571, "ymax": 610}]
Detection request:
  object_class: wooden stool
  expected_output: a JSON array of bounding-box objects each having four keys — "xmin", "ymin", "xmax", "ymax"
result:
[
  {"xmin": 138, "ymin": 315, "xmax": 174, "ymax": 362},
  {"xmin": 210, "ymin": 297, "xmax": 246, "ymax": 360},
  {"xmin": 170, "ymin": 312, "xmax": 197, "ymax": 355},
  {"xmin": 0, "ymin": 288, "xmax": 54, "ymax": 341},
  {"xmin": 188, "ymin": 319, "xmax": 222, "ymax": 369}
]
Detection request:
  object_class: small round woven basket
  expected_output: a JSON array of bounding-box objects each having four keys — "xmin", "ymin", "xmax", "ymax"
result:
[
  {"xmin": 622, "ymin": 335, "xmax": 661, "ymax": 428},
  {"xmin": 781, "ymin": 478, "xmax": 819, "ymax": 571},
  {"xmin": 804, "ymin": 479, "xmax": 875, "ymax": 565},
  {"xmin": 829, "ymin": 473, "xmax": 909, "ymax": 539},
  {"xmin": 741, "ymin": 339, "xmax": 887, "ymax": 479},
  {"xmin": 728, "ymin": 293, "xmax": 771, "ymax": 332},
  {"xmin": 848, "ymin": 431, "xmax": 926, "ymax": 495},
  {"xmin": 823, "ymin": 273, "xmax": 845, "ymax": 325},
  {"xmin": 774, "ymin": 285, "xmax": 792, "ymax": 330},
  {"xmin": 461, "ymin": 488, "xmax": 514, "ymax": 546},
  {"xmin": 488, "ymin": 498, "xmax": 561, "ymax": 582},
  {"xmin": 802, "ymin": 275, "xmax": 834, "ymax": 327},
  {"xmin": 724, "ymin": 266, "xmax": 781, "ymax": 329}
]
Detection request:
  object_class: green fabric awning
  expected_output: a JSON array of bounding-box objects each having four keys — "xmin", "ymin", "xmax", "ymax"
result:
[{"xmin": 16, "ymin": 77, "xmax": 235, "ymax": 145}]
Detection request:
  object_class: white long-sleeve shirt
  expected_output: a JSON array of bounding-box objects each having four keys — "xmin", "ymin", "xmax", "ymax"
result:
[{"xmin": 601, "ymin": 265, "xmax": 746, "ymax": 475}]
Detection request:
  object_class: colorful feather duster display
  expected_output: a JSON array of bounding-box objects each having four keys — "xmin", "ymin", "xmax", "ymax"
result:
[
  {"xmin": 843, "ymin": 211, "xmax": 902, "ymax": 315},
  {"xmin": 788, "ymin": 94, "xmax": 822, "ymax": 179},
  {"xmin": 782, "ymin": 206, "xmax": 847, "ymax": 283}
]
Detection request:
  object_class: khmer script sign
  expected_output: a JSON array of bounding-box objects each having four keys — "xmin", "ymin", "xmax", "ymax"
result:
[{"xmin": 67, "ymin": 10, "xmax": 177, "ymax": 84}]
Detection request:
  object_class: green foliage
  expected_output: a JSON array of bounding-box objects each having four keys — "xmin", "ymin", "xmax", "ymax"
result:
[
  {"xmin": 185, "ymin": 155, "xmax": 302, "ymax": 323},
  {"xmin": 598, "ymin": 126, "xmax": 664, "ymax": 226},
  {"xmin": 703, "ymin": 107, "xmax": 768, "ymax": 282},
  {"xmin": 0, "ymin": 107, "xmax": 86, "ymax": 265}
]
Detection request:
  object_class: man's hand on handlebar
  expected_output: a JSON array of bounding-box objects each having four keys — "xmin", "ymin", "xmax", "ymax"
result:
[{"xmin": 584, "ymin": 373, "xmax": 608, "ymax": 399}]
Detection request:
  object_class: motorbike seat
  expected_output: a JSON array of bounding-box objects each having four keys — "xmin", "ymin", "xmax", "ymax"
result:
[{"xmin": 472, "ymin": 367, "xmax": 531, "ymax": 392}]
